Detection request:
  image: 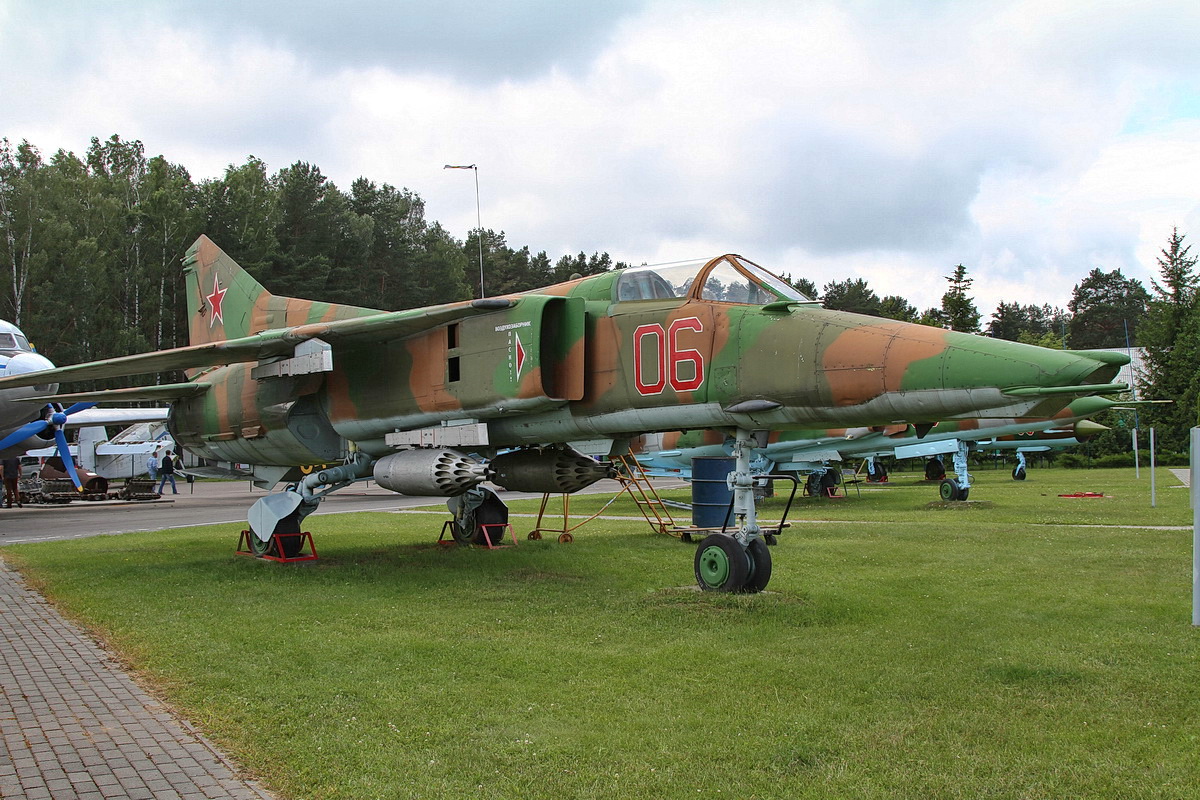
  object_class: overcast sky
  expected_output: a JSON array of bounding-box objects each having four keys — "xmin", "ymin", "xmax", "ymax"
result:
[{"xmin": 3, "ymin": 0, "xmax": 1198, "ymax": 315}]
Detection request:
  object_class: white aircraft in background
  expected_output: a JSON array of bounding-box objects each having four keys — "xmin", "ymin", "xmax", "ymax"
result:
[{"xmin": 0, "ymin": 319, "xmax": 168, "ymax": 488}]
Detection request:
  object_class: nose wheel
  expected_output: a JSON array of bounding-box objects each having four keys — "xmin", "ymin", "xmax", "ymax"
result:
[
  {"xmin": 690, "ymin": 429, "xmax": 776, "ymax": 593},
  {"xmin": 939, "ymin": 478, "xmax": 969, "ymax": 501},
  {"xmin": 693, "ymin": 534, "xmax": 772, "ymax": 593}
]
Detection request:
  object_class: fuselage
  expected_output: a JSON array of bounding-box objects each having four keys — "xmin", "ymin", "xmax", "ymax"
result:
[
  {"xmin": 0, "ymin": 319, "xmax": 56, "ymax": 434},
  {"xmin": 167, "ymin": 252, "xmax": 1127, "ymax": 468}
]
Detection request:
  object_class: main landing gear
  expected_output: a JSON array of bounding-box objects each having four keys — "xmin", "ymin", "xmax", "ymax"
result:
[
  {"xmin": 244, "ymin": 455, "xmax": 375, "ymax": 557},
  {"xmin": 692, "ymin": 428, "xmax": 773, "ymax": 593}
]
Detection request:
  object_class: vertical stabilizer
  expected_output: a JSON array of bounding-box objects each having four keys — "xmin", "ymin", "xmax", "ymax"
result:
[
  {"xmin": 182, "ymin": 236, "xmax": 383, "ymax": 347},
  {"xmin": 183, "ymin": 236, "xmax": 273, "ymax": 346}
]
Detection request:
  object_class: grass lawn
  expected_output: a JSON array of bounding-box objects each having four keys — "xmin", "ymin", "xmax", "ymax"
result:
[{"xmin": 3, "ymin": 466, "xmax": 1198, "ymax": 799}]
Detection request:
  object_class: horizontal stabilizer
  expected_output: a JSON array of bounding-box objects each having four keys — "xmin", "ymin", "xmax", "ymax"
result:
[{"xmin": 22, "ymin": 384, "xmax": 209, "ymax": 404}]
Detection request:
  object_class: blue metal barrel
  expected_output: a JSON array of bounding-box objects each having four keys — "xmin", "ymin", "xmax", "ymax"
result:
[{"xmin": 692, "ymin": 456, "xmax": 734, "ymax": 529}]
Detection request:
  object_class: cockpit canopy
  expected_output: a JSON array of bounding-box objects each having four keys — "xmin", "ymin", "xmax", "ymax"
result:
[{"xmin": 614, "ymin": 255, "xmax": 812, "ymax": 305}]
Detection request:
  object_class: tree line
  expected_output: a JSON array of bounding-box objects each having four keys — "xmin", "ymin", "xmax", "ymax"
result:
[
  {"xmin": 0, "ymin": 135, "xmax": 622, "ymax": 371},
  {"xmin": 1, "ymin": 134, "xmax": 1194, "ymax": 445}
]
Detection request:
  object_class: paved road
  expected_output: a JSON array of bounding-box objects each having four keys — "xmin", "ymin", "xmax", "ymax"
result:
[{"xmin": 0, "ymin": 478, "xmax": 666, "ymax": 545}]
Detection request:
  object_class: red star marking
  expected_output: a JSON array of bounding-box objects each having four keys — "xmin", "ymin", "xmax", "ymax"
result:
[
  {"xmin": 206, "ymin": 274, "xmax": 227, "ymax": 328},
  {"xmin": 515, "ymin": 335, "xmax": 526, "ymax": 379}
]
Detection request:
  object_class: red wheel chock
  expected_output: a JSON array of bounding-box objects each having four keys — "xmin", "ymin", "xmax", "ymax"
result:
[
  {"xmin": 236, "ymin": 529, "xmax": 319, "ymax": 562},
  {"xmin": 438, "ymin": 522, "xmax": 518, "ymax": 549}
]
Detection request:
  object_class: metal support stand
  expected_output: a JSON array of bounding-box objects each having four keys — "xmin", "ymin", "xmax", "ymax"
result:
[{"xmin": 1191, "ymin": 427, "xmax": 1199, "ymax": 626}]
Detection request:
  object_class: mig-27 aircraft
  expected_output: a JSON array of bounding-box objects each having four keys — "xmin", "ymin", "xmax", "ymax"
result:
[{"xmin": 0, "ymin": 237, "xmax": 1128, "ymax": 591}]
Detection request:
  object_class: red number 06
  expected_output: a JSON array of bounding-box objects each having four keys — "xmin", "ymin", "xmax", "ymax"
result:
[{"xmin": 634, "ymin": 317, "xmax": 705, "ymax": 396}]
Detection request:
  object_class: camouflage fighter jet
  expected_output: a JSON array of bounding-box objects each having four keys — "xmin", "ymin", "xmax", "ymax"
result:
[
  {"xmin": 0, "ymin": 237, "xmax": 1129, "ymax": 591},
  {"xmin": 631, "ymin": 394, "xmax": 1121, "ymax": 501}
]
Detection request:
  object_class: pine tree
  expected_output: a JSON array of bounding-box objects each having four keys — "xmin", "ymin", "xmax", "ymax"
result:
[
  {"xmin": 940, "ymin": 264, "xmax": 981, "ymax": 333},
  {"xmin": 1139, "ymin": 229, "xmax": 1200, "ymax": 450}
]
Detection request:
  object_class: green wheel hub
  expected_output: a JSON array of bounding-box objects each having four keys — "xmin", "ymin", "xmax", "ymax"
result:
[
  {"xmin": 693, "ymin": 533, "xmax": 751, "ymax": 592},
  {"xmin": 697, "ymin": 544, "xmax": 731, "ymax": 588},
  {"xmin": 248, "ymin": 531, "xmax": 273, "ymax": 556}
]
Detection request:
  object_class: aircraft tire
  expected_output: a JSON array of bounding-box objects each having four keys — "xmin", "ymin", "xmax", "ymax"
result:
[
  {"xmin": 957, "ymin": 486, "xmax": 970, "ymax": 501},
  {"xmin": 694, "ymin": 534, "xmax": 750, "ymax": 592},
  {"xmin": 817, "ymin": 469, "xmax": 840, "ymax": 498},
  {"xmin": 248, "ymin": 532, "xmax": 273, "ymax": 557},
  {"xmin": 926, "ymin": 459, "xmax": 946, "ymax": 481},
  {"xmin": 275, "ymin": 514, "xmax": 305, "ymax": 558},
  {"xmin": 251, "ymin": 513, "xmax": 304, "ymax": 558},
  {"xmin": 1012, "ymin": 467, "xmax": 1027, "ymax": 481},
  {"xmin": 449, "ymin": 520, "xmax": 474, "ymax": 545},
  {"xmin": 741, "ymin": 537, "xmax": 772, "ymax": 593},
  {"xmin": 938, "ymin": 478, "xmax": 960, "ymax": 502}
]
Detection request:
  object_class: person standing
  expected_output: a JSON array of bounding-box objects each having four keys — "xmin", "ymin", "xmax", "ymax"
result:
[
  {"xmin": 1, "ymin": 457, "xmax": 21, "ymax": 508},
  {"xmin": 147, "ymin": 449, "xmax": 160, "ymax": 481},
  {"xmin": 157, "ymin": 450, "xmax": 179, "ymax": 495}
]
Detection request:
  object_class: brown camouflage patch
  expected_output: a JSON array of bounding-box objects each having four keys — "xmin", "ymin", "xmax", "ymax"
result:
[{"xmin": 822, "ymin": 322, "xmax": 947, "ymax": 406}]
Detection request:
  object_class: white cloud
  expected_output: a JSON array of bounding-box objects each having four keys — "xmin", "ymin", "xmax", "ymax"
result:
[{"xmin": 2, "ymin": 0, "xmax": 1199, "ymax": 317}]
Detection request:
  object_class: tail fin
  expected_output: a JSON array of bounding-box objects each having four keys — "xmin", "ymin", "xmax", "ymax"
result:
[{"xmin": 183, "ymin": 236, "xmax": 382, "ymax": 346}]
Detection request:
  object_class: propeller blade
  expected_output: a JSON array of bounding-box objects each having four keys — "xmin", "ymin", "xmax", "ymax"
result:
[
  {"xmin": 53, "ymin": 427, "xmax": 84, "ymax": 492},
  {"xmin": 0, "ymin": 418, "xmax": 50, "ymax": 452},
  {"xmin": 62, "ymin": 401, "xmax": 98, "ymax": 416}
]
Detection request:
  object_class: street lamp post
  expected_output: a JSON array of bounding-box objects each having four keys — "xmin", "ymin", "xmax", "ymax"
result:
[{"xmin": 443, "ymin": 164, "xmax": 485, "ymax": 298}]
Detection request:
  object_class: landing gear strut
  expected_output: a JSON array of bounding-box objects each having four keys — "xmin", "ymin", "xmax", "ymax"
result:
[
  {"xmin": 245, "ymin": 454, "xmax": 374, "ymax": 557},
  {"xmin": 1012, "ymin": 452, "xmax": 1027, "ymax": 481},
  {"xmin": 937, "ymin": 440, "xmax": 972, "ymax": 501},
  {"xmin": 692, "ymin": 428, "xmax": 772, "ymax": 593}
]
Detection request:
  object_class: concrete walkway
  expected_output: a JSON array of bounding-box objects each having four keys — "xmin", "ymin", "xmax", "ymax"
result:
[{"xmin": 0, "ymin": 561, "xmax": 275, "ymax": 800}]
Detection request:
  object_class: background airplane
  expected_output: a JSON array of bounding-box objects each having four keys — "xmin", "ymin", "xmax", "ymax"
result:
[
  {"xmin": 0, "ymin": 237, "xmax": 1128, "ymax": 591},
  {"xmin": 631, "ymin": 394, "xmax": 1122, "ymax": 501},
  {"xmin": 0, "ymin": 319, "xmax": 169, "ymax": 489}
]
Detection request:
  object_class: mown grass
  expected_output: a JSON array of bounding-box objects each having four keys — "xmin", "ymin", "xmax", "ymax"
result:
[{"xmin": 3, "ymin": 467, "xmax": 1198, "ymax": 799}]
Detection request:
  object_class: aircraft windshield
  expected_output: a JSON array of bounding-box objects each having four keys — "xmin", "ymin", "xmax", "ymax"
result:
[
  {"xmin": 0, "ymin": 333, "xmax": 30, "ymax": 352},
  {"xmin": 730, "ymin": 256, "xmax": 812, "ymax": 302},
  {"xmin": 615, "ymin": 256, "xmax": 810, "ymax": 305}
]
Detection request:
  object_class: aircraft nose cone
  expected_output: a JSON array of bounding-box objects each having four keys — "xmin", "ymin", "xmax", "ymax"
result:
[
  {"xmin": 1, "ymin": 352, "xmax": 56, "ymax": 375},
  {"xmin": 892, "ymin": 332, "xmax": 1130, "ymax": 420},
  {"xmin": 937, "ymin": 336, "xmax": 1127, "ymax": 392}
]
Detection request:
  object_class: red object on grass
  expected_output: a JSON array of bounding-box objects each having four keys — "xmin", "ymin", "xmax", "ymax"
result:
[{"xmin": 1058, "ymin": 492, "xmax": 1105, "ymax": 498}]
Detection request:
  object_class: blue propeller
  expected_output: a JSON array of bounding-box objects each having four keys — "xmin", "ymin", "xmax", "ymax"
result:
[{"xmin": 0, "ymin": 402, "xmax": 97, "ymax": 491}]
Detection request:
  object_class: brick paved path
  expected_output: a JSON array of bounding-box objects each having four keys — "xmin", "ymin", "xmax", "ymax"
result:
[{"xmin": 0, "ymin": 561, "xmax": 275, "ymax": 800}]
